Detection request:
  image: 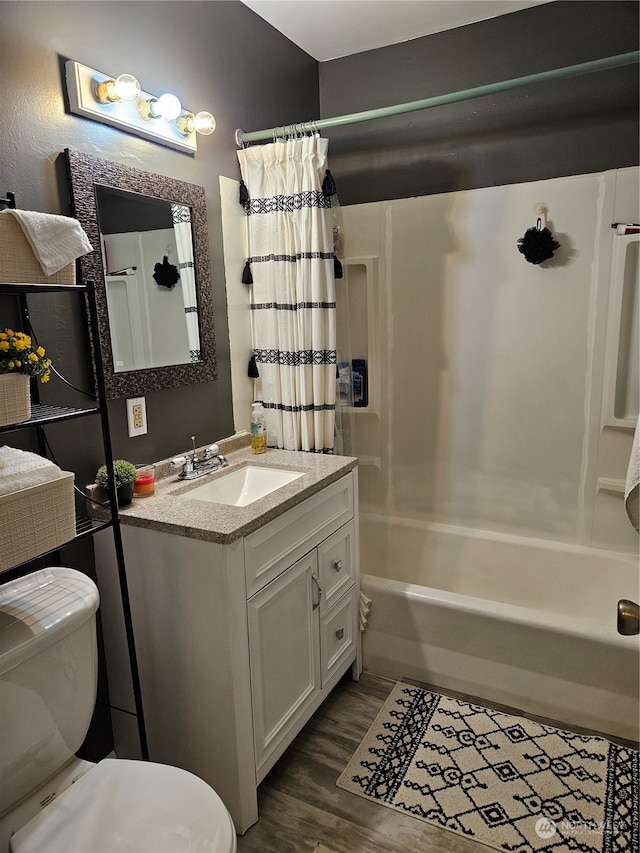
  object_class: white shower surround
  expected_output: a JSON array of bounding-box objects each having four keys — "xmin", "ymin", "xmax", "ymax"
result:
[
  {"xmin": 360, "ymin": 515, "xmax": 639, "ymax": 742},
  {"xmin": 339, "ymin": 167, "xmax": 639, "ymax": 743}
]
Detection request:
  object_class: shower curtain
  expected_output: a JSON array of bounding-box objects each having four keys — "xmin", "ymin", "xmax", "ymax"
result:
[
  {"xmin": 171, "ymin": 203, "xmax": 200, "ymax": 361},
  {"xmin": 237, "ymin": 136, "xmax": 337, "ymax": 452}
]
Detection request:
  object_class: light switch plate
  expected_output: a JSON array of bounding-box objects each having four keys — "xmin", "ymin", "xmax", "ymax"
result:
[{"xmin": 126, "ymin": 396, "xmax": 147, "ymax": 437}]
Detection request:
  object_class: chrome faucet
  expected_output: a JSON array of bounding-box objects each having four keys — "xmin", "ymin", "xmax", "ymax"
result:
[{"xmin": 171, "ymin": 436, "xmax": 228, "ymax": 480}]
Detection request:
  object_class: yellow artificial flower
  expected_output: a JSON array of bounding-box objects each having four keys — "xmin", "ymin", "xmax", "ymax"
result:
[{"xmin": 0, "ymin": 327, "xmax": 52, "ymax": 381}]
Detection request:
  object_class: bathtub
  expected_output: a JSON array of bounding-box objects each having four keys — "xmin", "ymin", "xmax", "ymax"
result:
[{"xmin": 360, "ymin": 514, "xmax": 640, "ymax": 743}]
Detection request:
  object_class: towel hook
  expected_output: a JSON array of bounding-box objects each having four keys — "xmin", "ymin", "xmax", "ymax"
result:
[{"xmin": 533, "ymin": 203, "xmax": 548, "ymax": 230}]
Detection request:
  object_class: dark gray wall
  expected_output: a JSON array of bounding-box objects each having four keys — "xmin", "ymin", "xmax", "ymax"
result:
[
  {"xmin": 0, "ymin": 0, "xmax": 318, "ymax": 486},
  {"xmin": 320, "ymin": 1, "xmax": 639, "ymax": 204}
]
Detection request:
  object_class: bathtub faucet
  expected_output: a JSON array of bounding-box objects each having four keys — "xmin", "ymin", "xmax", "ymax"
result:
[{"xmin": 617, "ymin": 599, "xmax": 639, "ymax": 636}]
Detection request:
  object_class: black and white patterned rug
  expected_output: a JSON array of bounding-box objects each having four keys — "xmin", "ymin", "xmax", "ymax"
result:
[{"xmin": 337, "ymin": 683, "xmax": 638, "ymax": 852}]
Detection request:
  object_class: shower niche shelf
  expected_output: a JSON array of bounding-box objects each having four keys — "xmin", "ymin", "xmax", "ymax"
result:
[
  {"xmin": 601, "ymin": 231, "xmax": 639, "ymax": 430},
  {"xmin": 337, "ymin": 257, "xmax": 379, "ymax": 415}
]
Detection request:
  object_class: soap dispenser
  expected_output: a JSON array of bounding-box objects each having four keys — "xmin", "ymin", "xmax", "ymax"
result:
[{"xmin": 250, "ymin": 402, "xmax": 267, "ymax": 455}]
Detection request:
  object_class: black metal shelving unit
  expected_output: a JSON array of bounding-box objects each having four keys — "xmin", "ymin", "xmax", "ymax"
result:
[
  {"xmin": 0, "ymin": 282, "xmax": 116, "ymax": 546},
  {"xmin": 0, "ymin": 277, "xmax": 149, "ymax": 760}
]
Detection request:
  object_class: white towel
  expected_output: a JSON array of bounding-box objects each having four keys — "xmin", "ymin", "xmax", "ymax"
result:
[
  {"xmin": 1, "ymin": 209, "xmax": 93, "ymax": 276},
  {"xmin": 0, "ymin": 446, "xmax": 63, "ymax": 496},
  {"xmin": 624, "ymin": 424, "xmax": 640, "ymax": 534}
]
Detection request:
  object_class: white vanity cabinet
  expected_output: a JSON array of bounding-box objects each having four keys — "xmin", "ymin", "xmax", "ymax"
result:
[
  {"xmin": 96, "ymin": 469, "xmax": 360, "ymax": 836},
  {"xmin": 247, "ymin": 518, "xmax": 358, "ymax": 780}
]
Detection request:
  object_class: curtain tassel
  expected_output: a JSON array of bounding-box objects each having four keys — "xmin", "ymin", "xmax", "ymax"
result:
[
  {"xmin": 334, "ymin": 256, "xmax": 343, "ymax": 279},
  {"xmin": 248, "ymin": 354, "xmax": 260, "ymax": 378},
  {"xmin": 242, "ymin": 260, "xmax": 253, "ymax": 284},
  {"xmin": 322, "ymin": 169, "xmax": 337, "ymax": 197},
  {"xmin": 239, "ymin": 179, "xmax": 249, "ymax": 205}
]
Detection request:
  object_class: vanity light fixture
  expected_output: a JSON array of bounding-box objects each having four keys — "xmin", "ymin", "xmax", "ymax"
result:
[{"xmin": 65, "ymin": 60, "xmax": 215, "ymax": 153}]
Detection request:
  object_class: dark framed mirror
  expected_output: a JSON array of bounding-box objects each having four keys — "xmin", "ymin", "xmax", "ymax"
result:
[{"xmin": 65, "ymin": 148, "xmax": 216, "ymax": 398}]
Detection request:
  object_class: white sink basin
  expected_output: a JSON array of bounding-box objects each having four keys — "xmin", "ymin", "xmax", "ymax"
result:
[{"xmin": 184, "ymin": 465, "xmax": 304, "ymax": 507}]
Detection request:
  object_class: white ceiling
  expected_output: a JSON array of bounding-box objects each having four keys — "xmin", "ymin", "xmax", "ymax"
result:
[{"xmin": 240, "ymin": 0, "xmax": 552, "ymax": 61}]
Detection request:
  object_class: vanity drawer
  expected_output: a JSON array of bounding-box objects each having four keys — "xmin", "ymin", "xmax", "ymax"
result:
[
  {"xmin": 320, "ymin": 586, "xmax": 358, "ymax": 687},
  {"xmin": 318, "ymin": 520, "xmax": 356, "ymax": 614},
  {"xmin": 244, "ymin": 473, "xmax": 354, "ymax": 598}
]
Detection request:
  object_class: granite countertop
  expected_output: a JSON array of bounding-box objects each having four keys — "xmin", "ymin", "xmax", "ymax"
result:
[{"xmin": 90, "ymin": 433, "xmax": 357, "ymax": 545}]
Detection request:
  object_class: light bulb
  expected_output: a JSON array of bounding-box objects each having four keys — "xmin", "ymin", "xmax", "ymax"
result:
[
  {"xmin": 152, "ymin": 93, "xmax": 182, "ymax": 120},
  {"xmin": 113, "ymin": 73, "xmax": 141, "ymax": 102},
  {"xmin": 193, "ymin": 111, "xmax": 216, "ymax": 135},
  {"xmin": 95, "ymin": 73, "xmax": 140, "ymax": 104},
  {"xmin": 175, "ymin": 111, "xmax": 216, "ymax": 137}
]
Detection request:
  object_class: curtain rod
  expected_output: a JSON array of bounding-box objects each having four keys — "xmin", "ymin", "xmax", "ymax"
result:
[{"xmin": 235, "ymin": 51, "xmax": 639, "ymax": 146}]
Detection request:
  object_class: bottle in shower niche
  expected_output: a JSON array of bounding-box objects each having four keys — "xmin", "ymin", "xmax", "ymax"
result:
[{"xmin": 250, "ymin": 402, "xmax": 267, "ymax": 455}]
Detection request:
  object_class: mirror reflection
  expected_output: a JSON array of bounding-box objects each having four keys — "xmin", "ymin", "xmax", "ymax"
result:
[
  {"xmin": 95, "ymin": 187, "xmax": 200, "ymax": 373},
  {"xmin": 65, "ymin": 148, "xmax": 217, "ymax": 400}
]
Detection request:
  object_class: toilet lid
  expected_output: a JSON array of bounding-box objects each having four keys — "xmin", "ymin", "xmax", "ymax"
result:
[{"xmin": 10, "ymin": 759, "xmax": 236, "ymax": 853}]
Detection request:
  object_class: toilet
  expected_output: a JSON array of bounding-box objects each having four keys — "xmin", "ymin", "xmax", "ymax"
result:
[{"xmin": 0, "ymin": 567, "xmax": 237, "ymax": 853}]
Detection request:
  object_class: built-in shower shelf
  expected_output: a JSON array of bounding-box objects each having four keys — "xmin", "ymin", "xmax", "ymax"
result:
[
  {"xmin": 356, "ymin": 454, "xmax": 381, "ymax": 469},
  {"xmin": 601, "ymin": 231, "xmax": 639, "ymax": 429},
  {"xmin": 596, "ymin": 477, "xmax": 626, "ymax": 495},
  {"xmin": 338, "ymin": 257, "xmax": 379, "ymax": 416},
  {"xmin": 344, "ymin": 405, "xmax": 374, "ymax": 415}
]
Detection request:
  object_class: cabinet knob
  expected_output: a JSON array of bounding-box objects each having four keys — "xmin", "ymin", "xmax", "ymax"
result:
[
  {"xmin": 333, "ymin": 559, "xmax": 343, "ymax": 572},
  {"xmin": 335, "ymin": 628, "xmax": 344, "ymax": 640}
]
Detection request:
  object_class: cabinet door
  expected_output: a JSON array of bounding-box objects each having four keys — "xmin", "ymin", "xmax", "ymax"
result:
[{"xmin": 248, "ymin": 551, "xmax": 320, "ymax": 776}]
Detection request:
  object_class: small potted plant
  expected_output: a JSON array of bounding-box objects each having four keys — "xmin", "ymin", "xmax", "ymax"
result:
[
  {"xmin": 95, "ymin": 459, "xmax": 138, "ymax": 507},
  {"xmin": 0, "ymin": 328, "xmax": 52, "ymax": 426}
]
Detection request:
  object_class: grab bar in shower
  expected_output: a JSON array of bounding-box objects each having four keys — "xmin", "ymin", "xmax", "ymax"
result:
[{"xmin": 617, "ymin": 599, "xmax": 639, "ymax": 635}]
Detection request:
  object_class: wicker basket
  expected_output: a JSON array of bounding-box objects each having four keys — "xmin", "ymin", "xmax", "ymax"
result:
[
  {"xmin": 0, "ymin": 373, "xmax": 31, "ymax": 427},
  {"xmin": 0, "ymin": 216, "xmax": 76, "ymax": 285},
  {"xmin": 0, "ymin": 471, "xmax": 76, "ymax": 570}
]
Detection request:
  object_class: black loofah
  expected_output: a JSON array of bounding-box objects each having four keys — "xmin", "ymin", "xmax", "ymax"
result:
[
  {"xmin": 242, "ymin": 260, "xmax": 253, "ymax": 284},
  {"xmin": 517, "ymin": 224, "xmax": 560, "ymax": 265},
  {"xmin": 239, "ymin": 179, "xmax": 249, "ymax": 205},
  {"xmin": 153, "ymin": 256, "xmax": 179, "ymax": 288},
  {"xmin": 334, "ymin": 256, "xmax": 343, "ymax": 279}
]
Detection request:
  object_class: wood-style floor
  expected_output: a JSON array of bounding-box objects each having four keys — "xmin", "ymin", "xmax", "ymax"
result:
[{"xmin": 236, "ymin": 671, "xmax": 488, "ymax": 853}]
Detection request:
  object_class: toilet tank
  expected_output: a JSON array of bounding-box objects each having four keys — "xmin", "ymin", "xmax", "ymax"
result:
[{"xmin": 0, "ymin": 568, "xmax": 100, "ymax": 816}]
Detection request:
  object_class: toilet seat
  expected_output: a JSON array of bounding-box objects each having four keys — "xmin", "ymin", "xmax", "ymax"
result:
[{"xmin": 10, "ymin": 758, "xmax": 236, "ymax": 853}]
